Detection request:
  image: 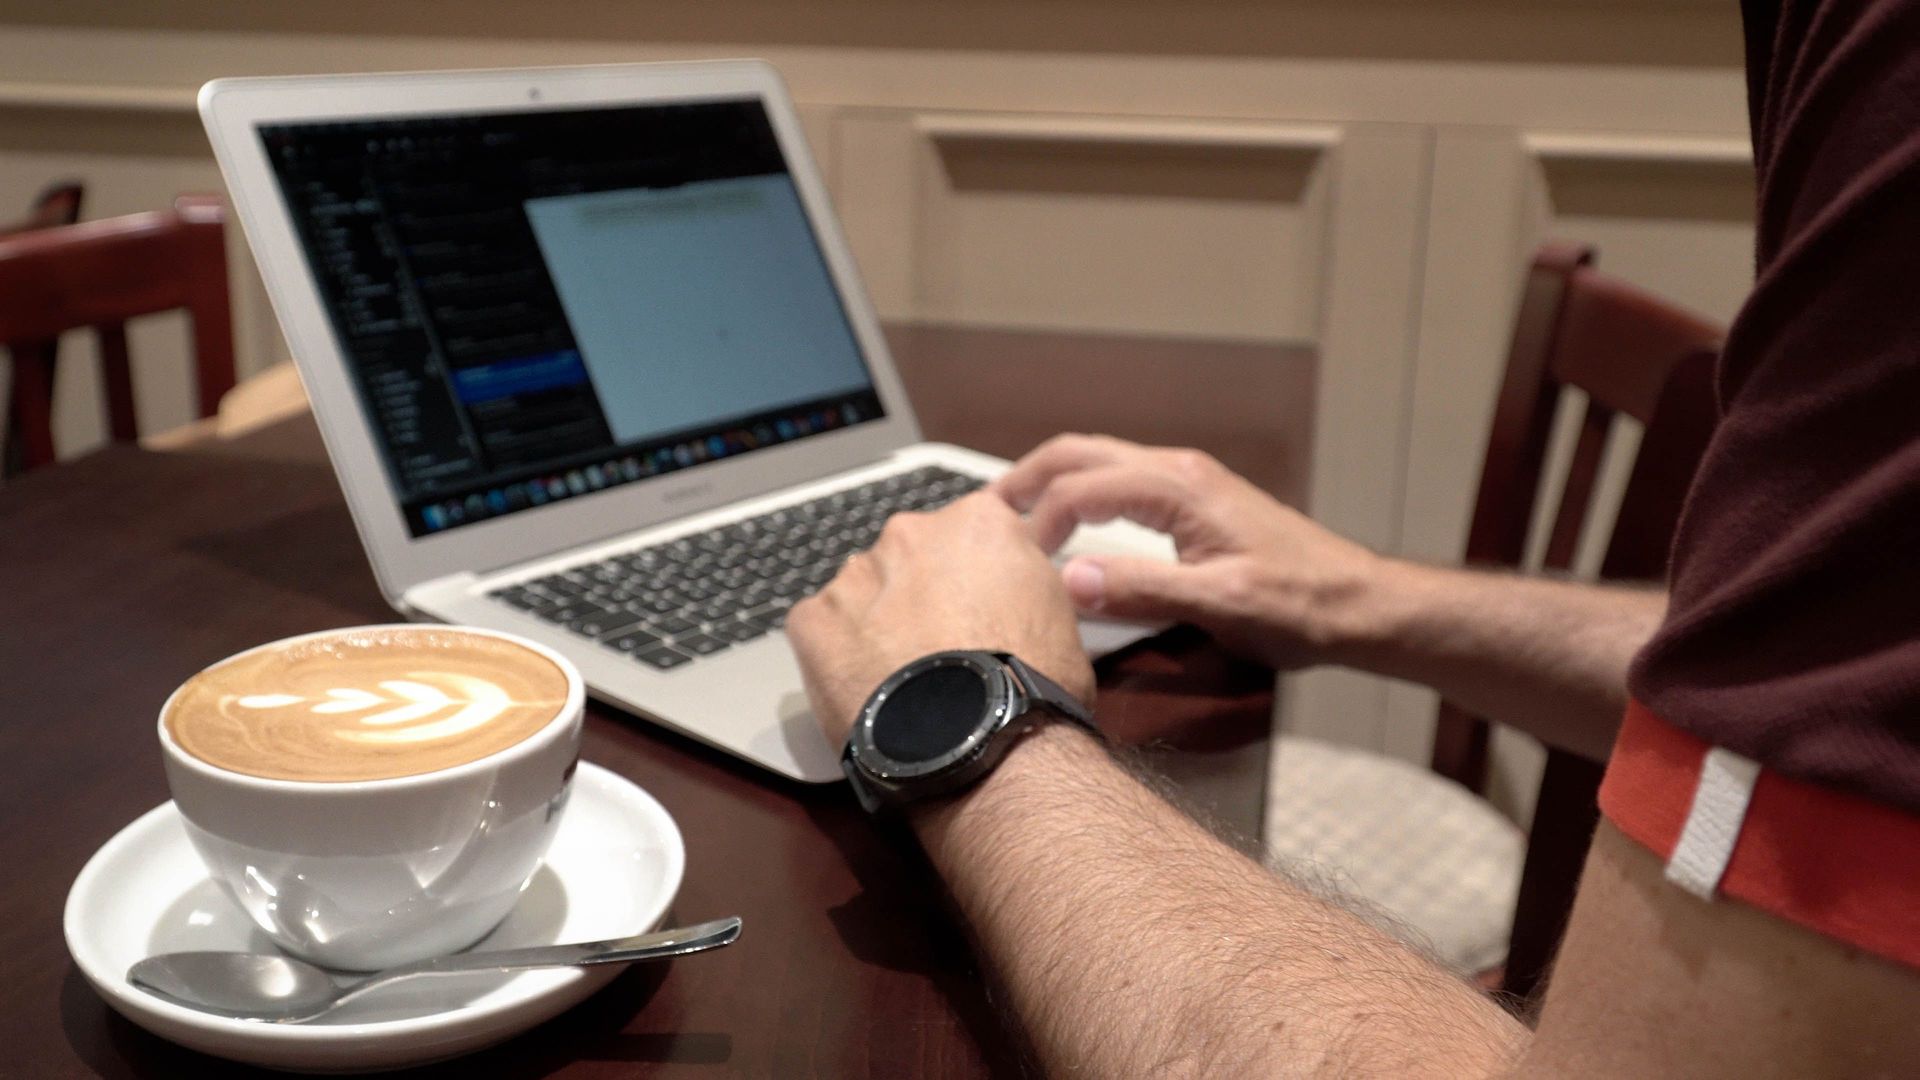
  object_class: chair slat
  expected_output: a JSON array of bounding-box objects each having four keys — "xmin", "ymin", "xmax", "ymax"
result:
[
  {"xmin": 1445, "ymin": 245, "xmax": 1724, "ymax": 1006},
  {"xmin": 97, "ymin": 321, "xmax": 137, "ymax": 443},
  {"xmin": 1541, "ymin": 400, "xmax": 1615, "ymax": 573},
  {"xmin": 1502, "ymin": 352, "xmax": 1719, "ymax": 1003},
  {"xmin": 4, "ymin": 342, "xmax": 59, "ymax": 471}
]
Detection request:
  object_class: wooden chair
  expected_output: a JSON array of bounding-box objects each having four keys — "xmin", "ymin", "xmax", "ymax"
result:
[
  {"xmin": 0, "ymin": 194, "xmax": 235, "ymax": 474},
  {"xmin": 1265, "ymin": 241, "xmax": 1723, "ymax": 997},
  {"xmin": 1443, "ymin": 241, "xmax": 1724, "ymax": 999}
]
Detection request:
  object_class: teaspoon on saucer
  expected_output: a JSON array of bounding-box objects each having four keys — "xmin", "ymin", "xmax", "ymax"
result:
[{"xmin": 127, "ymin": 915, "xmax": 741, "ymax": 1024}]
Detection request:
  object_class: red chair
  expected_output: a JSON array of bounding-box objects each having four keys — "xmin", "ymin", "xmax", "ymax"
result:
[
  {"xmin": 1441, "ymin": 241, "xmax": 1725, "ymax": 1000},
  {"xmin": 0, "ymin": 194, "xmax": 234, "ymax": 474},
  {"xmin": 1263, "ymin": 241, "xmax": 1723, "ymax": 996}
]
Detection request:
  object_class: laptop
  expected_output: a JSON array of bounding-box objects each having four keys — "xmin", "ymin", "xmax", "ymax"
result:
[{"xmin": 199, "ymin": 60, "xmax": 1173, "ymax": 783}]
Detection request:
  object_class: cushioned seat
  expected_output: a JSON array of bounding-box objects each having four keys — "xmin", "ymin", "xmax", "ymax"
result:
[{"xmin": 1265, "ymin": 736, "xmax": 1524, "ymax": 974}]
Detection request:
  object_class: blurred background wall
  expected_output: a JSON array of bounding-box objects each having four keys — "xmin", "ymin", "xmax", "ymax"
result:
[{"xmin": 0, "ymin": 0, "xmax": 1757, "ymax": 811}]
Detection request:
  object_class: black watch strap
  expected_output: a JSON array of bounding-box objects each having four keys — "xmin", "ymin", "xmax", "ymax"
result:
[{"xmin": 999, "ymin": 653, "xmax": 1095, "ymax": 729}]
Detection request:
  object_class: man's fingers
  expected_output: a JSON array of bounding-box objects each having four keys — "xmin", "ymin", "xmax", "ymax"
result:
[
  {"xmin": 1025, "ymin": 465, "xmax": 1192, "ymax": 552},
  {"xmin": 992, "ymin": 433, "xmax": 1138, "ymax": 511},
  {"xmin": 1061, "ymin": 555, "xmax": 1214, "ymax": 623}
]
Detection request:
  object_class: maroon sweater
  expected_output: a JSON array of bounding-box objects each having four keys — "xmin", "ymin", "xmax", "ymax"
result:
[{"xmin": 1629, "ymin": 0, "xmax": 1920, "ymax": 815}]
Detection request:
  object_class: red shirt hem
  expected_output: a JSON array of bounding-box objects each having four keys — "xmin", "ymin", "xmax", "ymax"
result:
[{"xmin": 1600, "ymin": 700, "xmax": 1920, "ymax": 971}]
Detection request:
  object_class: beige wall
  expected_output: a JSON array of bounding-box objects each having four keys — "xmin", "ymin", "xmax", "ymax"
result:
[{"xmin": 0, "ymin": 1, "xmax": 1757, "ymax": 813}]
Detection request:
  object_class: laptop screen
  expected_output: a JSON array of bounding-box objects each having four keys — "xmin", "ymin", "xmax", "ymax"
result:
[{"xmin": 260, "ymin": 97, "xmax": 884, "ymax": 538}]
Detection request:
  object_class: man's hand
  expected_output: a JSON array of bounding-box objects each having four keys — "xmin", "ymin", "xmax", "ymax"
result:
[
  {"xmin": 786, "ymin": 491, "xmax": 1095, "ymax": 748},
  {"xmin": 995, "ymin": 433, "xmax": 1663, "ymax": 758},
  {"xmin": 994, "ymin": 433, "xmax": 1386, "ymax": 670}
]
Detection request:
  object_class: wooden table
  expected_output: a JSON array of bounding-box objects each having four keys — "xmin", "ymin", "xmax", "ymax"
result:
[{"xmin": 0, "ymin": 326, "xmax": 1294, "ymax": 1076}]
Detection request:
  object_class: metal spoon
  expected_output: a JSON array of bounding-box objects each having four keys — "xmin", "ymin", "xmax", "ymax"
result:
[{"xmin": 127, "ymin": 916, "xmax": 742, "ymax": 1023}]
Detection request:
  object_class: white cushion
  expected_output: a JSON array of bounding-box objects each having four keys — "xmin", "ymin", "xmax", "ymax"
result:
[{"xmin": 1263, "ymin": 736, "xmax": 1524, "ymax": 974}]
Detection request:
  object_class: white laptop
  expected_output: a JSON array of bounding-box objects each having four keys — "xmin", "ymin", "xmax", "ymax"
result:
[{"xmin": 199, "ymin": 60, "xmax": 1171, "ymax": 783}]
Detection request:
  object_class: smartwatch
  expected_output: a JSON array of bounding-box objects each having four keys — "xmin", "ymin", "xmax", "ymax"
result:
[{"xmin": 841, "ymin": 650, "xmax": 1095, "ymax": 813}]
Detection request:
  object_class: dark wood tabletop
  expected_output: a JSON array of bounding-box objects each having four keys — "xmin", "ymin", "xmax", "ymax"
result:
[{"xmin": 0, "ymin": 324, "xmax": 1299, "ymax": 1077}]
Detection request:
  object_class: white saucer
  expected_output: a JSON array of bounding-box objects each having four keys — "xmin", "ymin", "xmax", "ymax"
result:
[{"xmin": 64, "ymin": 762, "xmax": 684, "ymax": 1073}]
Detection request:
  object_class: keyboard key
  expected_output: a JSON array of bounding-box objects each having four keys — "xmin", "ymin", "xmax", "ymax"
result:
[
  {"xmin": 488, "ymin": 586, "xmax": 546, "ymax": 610},
  {"xmin": 604, "ymin": 628, "xmax": 662, "ymax": 653},
  {"xmin": 743, "ymin": 601, "xmax": 792, "ymax": 630},
  {"xmin": 692, "ymin": 597, "xmax": 746, "ymax": 622},
  {"xmin": 534, "ymin": 576, "xmax": 588, "ymax": 598},
  {"xmin": 576, "ymin": 613, "xmax": 646, "ymax": 639},
  {"xmin": 649, "ymin": 586, "xmax": 693, "ymax": 609},
  {"xmin": 709, "ymin": 618, "xmax": 769, "ymax": 644},
  {"xmin": 673, "ymin": 632, "xmax": 729, "ymax": 656},
  {"xmin": 630, "ymin": 593, "xmax": 682, "ymax": 616},
  {"xmin": 632, "ymin": 644, "xmax": 693, "ymax": 670},
  {"xmin": 648, "ymin": 613, "xmax": 700, "ymax": 636},
  {"xmin": 541, "ymin": 599, "xmax": 618, "ymax": 625}
]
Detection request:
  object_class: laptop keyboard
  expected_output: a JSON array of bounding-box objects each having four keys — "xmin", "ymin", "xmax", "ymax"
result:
[{"xmin": 485, "ymin": 465, "xmax": 986, "ymax": 671}]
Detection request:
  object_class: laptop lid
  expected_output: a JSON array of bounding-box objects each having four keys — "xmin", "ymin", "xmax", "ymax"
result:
[{"xmin": 200, "ymin": 61, "xmax": 921, "ymax": 603}]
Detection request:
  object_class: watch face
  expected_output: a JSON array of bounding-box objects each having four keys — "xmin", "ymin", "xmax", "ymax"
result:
[
  {"xmin": 872, "ymin": 663, "xmax": 990, "ymax": 764},
  {"xmin": 853, "ymin": 651, "xmax": 1015, "ymax": 781}
]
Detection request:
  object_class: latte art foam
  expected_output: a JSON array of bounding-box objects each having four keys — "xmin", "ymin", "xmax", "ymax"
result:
[{"xmin": 164, "ymin": 627, "xmax": 570, "ymax": 782}]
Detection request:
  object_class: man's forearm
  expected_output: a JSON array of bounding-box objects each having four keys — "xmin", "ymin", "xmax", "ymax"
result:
[
  {"xmin": 912, "ymin": 723, "xmax": 1526, "ymax": 1077},
  {"xmin": 1325, "ymin": 562, "xmax": 1665, "ymax": 760}
]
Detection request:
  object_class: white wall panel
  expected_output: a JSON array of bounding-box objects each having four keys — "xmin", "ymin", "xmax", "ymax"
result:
[{"xmin": 836, "ymin": 111, "xmax": 1337, "ymax": 340}]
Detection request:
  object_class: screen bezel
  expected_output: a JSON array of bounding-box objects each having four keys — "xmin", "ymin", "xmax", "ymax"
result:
[{"xmin": 200, "ymin": 61, "xmax": 921, "ymax": 603}]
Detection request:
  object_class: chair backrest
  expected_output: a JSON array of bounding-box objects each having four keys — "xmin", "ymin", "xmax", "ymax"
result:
[
  {"xmin": 1429, "ymin": 241, "xmax": 1725, "ymax": 1001},
  {"xmin": 1430, "ymin": 241, "xmax": 1724, "ymax": 788},
  {"xmin": 0, "ymin": 194, "xmax": 234, "ymax": 473}
]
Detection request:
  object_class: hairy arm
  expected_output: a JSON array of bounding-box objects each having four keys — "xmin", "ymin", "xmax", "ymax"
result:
[
  {"xmin": 786, "ymin": 495, "xmax": 1526, "ymax": 1074},
  {"xmin": 999, "ymin": 435, "xmax": 1661, "ymax": 759},
  {"xmin": 921, "ymin": 728, "xmax": 1920, "ymax": 1078},
  {"xmin": 912, "ymin": 723, "xmax": 1526, "ymax": 1076},
  {"xmin": 1328, "ymin": 563, "xmax": 1664, "ymax": 760},
  {"xmin": 789, "ymin": 493, "xmax": 1920, "ymax": 1078}
]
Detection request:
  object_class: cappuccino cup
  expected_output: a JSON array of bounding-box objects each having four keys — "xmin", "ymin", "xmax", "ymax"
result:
[{"xmin": 158, "ymin": 624, "xmax": 584, "ymax": 971}]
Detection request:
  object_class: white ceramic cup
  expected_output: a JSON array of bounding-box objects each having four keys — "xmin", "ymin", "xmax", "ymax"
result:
[{"xmin": 158, "ymin": 625, "xmax": 586, "ymax": 971}]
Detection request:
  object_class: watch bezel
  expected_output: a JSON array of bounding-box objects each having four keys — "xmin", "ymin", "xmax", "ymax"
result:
[{"xmin": 848, "ymin": 650, "xmax": 1020, "ymax": 786}]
